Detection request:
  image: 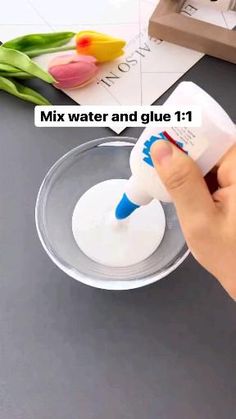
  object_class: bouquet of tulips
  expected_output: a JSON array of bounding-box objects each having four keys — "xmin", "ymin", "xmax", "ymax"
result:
[{"xmin": 0, "ymin": 31, "xmax": 126, "ymax": 105}]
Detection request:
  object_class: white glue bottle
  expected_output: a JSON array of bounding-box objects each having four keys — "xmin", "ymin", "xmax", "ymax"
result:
[{"xmin": 115, "ymin": 82, "xmax": 236, "ymax": 220}]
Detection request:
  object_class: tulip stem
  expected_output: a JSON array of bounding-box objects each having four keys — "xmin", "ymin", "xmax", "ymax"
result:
[{"xmin": 27, "ymin": 45, "xmax": 76, "ymax": 58}]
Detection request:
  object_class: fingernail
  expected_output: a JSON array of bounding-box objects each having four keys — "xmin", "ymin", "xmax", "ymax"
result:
[{"xmin": 152, "ymin": 140, "xmax": 173, "ymax": 166}]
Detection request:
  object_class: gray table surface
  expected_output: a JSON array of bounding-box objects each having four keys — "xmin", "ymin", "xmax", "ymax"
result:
[{"xmin": 0, "ymin": 55, "xmax": 235, "ymax": 419}]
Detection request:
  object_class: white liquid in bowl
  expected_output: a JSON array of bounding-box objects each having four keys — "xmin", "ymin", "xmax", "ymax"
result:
[{"xmin": 72, "ymin": 179, "xmax": 166, "ymax": 267}]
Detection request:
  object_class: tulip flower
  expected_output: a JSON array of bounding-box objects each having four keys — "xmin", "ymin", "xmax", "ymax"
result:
[
  {"xmin": 4, "ymin": 30, "xmax": 126, "ymax": 63},
  {"xmin": 48, "ymin": 54, "xmax": 98, "ymax": 89},
  {"xmin": 76, "ymin": 31, "xmax": 126, "ymax": 62}
]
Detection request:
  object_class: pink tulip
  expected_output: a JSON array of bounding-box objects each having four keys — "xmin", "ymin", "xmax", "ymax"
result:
[{"xmin": 48, "ymin": 54, "xmax": 98, "ymax": 89}]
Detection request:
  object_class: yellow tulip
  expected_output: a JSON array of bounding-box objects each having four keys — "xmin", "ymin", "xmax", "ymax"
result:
[{"xmin": 76, "ymin": 31, "xmax": 126, "ymax": 63}]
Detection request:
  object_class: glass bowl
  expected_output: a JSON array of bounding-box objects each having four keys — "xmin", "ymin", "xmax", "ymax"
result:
[{"xmin": 35, "ymin": 137, "xmax": 189, "ymax": 290}]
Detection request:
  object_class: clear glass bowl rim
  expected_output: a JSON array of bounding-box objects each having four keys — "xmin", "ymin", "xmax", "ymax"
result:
[{"xmin": 35, "ymin": 136, "xmax": 190, "ymax": 290}]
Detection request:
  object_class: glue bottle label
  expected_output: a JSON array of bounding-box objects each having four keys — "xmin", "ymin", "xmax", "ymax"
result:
[{"xmin": 142, "ymin": 128, "xmax": 208, "ymax": 168}]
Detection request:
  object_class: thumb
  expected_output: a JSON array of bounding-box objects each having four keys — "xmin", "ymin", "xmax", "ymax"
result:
[{"xmin": 151, "ymin": 140, "xmax": 216, "ymax": 225}]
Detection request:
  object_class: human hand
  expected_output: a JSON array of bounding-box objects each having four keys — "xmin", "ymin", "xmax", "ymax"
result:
[{"xmin": 151, "ymin": 141, "xmax": 236, "ymax": 300}]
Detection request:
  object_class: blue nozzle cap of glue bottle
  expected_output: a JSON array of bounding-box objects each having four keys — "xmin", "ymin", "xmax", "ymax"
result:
[{"xmin": 115, "ymin": 193, "xmax": 140, "ymax": 220}]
